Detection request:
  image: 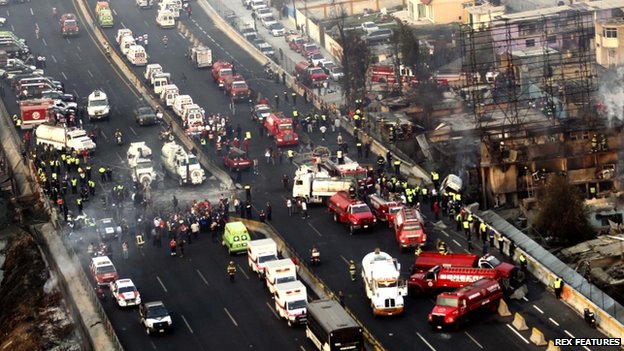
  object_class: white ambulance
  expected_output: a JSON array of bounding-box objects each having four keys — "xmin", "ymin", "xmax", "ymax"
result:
[
  {"xmin": 264, "ymin": 258, "xmax": 297, "ymax": 294},
  {"xmin": 247, "ymin": 238, "xmax": 278, "ymax": 277},
  {"xmin": 274, "ymin": 280, "xmax": 307, "ymax": 327}
]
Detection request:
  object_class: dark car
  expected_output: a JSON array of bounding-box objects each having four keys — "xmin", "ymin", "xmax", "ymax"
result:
[
  {"xmin": 40, "ymin": 90, "xmax": 76, "ymax": 103},
  {"xmin": 252, "ymin": 103, "xmax": 271, "ymax": 123},
  {"xmin": 96, "ymin": 218, "xmax": 119, "ymax": 241},
  {"xmin": 139, "ymin": 301, "xmax": 173, "ymax": 335},
  {"xmin": 223, "ymin": 147, "xmax": 253, "ymax": 171},
  {"xmin": 134, "ymin": 106, "xmax": 159, "ymax": 126}
]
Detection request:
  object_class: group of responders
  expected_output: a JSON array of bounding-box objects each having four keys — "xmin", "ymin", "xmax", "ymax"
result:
[{"xmin": 553, "ymin": 338, "xmax": 621, "ymax": 346}]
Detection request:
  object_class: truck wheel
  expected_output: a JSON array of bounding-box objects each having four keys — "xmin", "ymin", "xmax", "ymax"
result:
[{"xmin": 333, "ymin": 213, "xmax": 338, "ymax": 222}]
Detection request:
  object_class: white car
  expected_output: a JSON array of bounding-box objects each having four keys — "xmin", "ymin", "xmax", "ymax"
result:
[
  {"xmin": 361, "ymin": 21, "xmax": 379, "ymax": 34},
  {"xmin": 328, "ymin": 66, "xmax": 344, "ymax": 81},
  {"xmin": 110, "ymin": 279, "xmax": 142, "ymax": 307},
  {"xmin": 269, "ymin": 22, "xmax": 285, "ymax": 37},
  {"xmin": 255, "ymin": 7, "xmax": 273, "ymax": 19},
  {"xmin": 261, "ymin": 15, "xmax": 277, "ymax": 29},
  {"xmin": 87, "ymin": 89, "xmax": 110, "ymax": 121},
  {"xmin": 308, "ymin": 52, "xmax": 324, "ymax": 66}
]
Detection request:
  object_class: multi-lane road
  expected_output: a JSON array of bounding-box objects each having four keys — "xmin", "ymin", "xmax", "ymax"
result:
[{"xmin": 3, "ymin": 0, "xmax": 608, "ymax": 350}]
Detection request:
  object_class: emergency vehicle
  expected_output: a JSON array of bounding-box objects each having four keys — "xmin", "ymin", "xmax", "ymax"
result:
[
  {"xmin": 265, "ymin": 258, "xmax": 297, "ymax": 294},
  {"xmin": 361, "ymin": 249, "xmax": 407, "ymax": 316},
  {"xmin": 59, "ymin": 13, "xmax": 79, "ymax": 37},
  {"xmin": 408, "ymin": 265, "xmax": 500, "ymax": 295},
  {"xmin": 369, "ymin": 64, "xmax": 417, "ymax": 85},
  {"xmin": 119, "ymin": 35, "xmax": 136, "ymax": 56},
  {"xmin": 367, "ymin": 194, "xmax": 402, "ymax": 224},
  {"xmin": 295, "ymin": 61, "xmax": 328, "ymax": 87},
  {"xmin": 95, "ymin": 1, "xmax": 114, "ymax": 28},
  {"xmin": 144, "ymin": 63, "xmax": 162, "ymax": 82},
  {"xmin": 428, "ymin": 278, "xmax": 503, "ymax": 330},
  {"xmin": 172, "ymin": 94, "xmax": 193, "ymax": 118},
  {"xmin": 212, "ymin": 60, "xmax": 233, "ymax": 88},
  {"xmin": 413, "ymin": 252, "xmax": 479, "ymax": 272},
  {"xmin": 327, "ymin": 191, "xmax": 376, "ymax": 234},
  {"xmin": 292, "ymin": 172, "xmax": 353, "ymax": 204},
  {"xmin": 393, "ymin": 207, "xmax": 426, "ymax": 250},
  {"xmin": 126, "ymin": 45, "xmax": 147, "ymax": 66},
  {"xmin": 223, "ymin": 74, "xmax": 251, "ymax": 102},
  {"xmin": 110, "ymin": 278, "xmax": 142, "ymax": 307},
  {"xmin": 116, "ymin": 28, "xmax": 133, "ymax": 46},
  {"xmin": 87, "ymin": 89, "xmax": 110, "ymax": 121},
  {"xmin": 264, "ymin": 112, "xmax": 298, "ymax": 147},
  {"xmin": 188, "ymin": 45, "xmax": 213, "ymax": 68},
  {"xmin": 151, "ymin": 72, "xmax": 171, "ymax": 95},
  {"xmin": 159, "ymin": 84, "xmax": 179, "ymax": 107},
  {"xmin": 156, "ymin": 8, "xmax": 176, "ymax": 28},
  {"xmin": 19, "ymin": 99, "xmax": 53, "ymax": 129},
  {"xmin": 89, "ymin": 256, "xmax": 118, "ymax": 287},
  {"xmin": 247, "ymin": 238, "xmax": 278, "ymax": 276},
  {"xmin": 181, "ymin": 103, "xmax": 205, "ymax": 135},
  {"xmin": 274, "ymin": 280, "xmax": 307, "ymax": 327}
]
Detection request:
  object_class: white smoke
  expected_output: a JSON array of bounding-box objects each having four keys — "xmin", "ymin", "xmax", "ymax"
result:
[
  {"xmin": 598, "ymin": 66, "xmax": 624, "ymax": 126},
  {"xmin": 43, "ymin": 272, "xmax": 58, "ymax": 294}
]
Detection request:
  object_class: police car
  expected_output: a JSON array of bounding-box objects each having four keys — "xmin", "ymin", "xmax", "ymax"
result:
[
  {"xmin": 87, "ymin": 89, "xmax": 110, "ymax": 121},
  {"xmin": 110, "ymin": 278, "xmax": 142, "ymax": 307},
  {"xmin": 139, "ymin": 300, "xmax": 173, "ymax": 335}
]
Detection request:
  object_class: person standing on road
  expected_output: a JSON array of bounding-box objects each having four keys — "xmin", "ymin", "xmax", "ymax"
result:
[
  {"xmin": 169, "ymin": 238, "xmax": 177, "ymax": 256},
  {"xmin": 122, "ymin": 241, "xmax": 129, "ymax": 259},
  {"xmin": 274, "ymin": 94, "xmax": 279, "ymax": 109},
  {"xmin": 301, "ymin": 200, "xmax": 308, "ymax": 219},
  {"xmin": 162, "ymin": 35, "xmax": 168, "ymax": 48},
  {"xmin": 286, "ymin": 197, "xmax": 293, "ymax": 216}
]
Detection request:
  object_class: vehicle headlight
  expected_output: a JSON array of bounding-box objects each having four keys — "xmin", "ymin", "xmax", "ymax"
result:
[{"xmin": 351, "ymin": 220, "xmax": 358, "ymax": 224}]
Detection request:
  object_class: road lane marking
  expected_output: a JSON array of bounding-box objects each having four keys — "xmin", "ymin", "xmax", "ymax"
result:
[
  {"xmin": 506, "ymin": 324, "xmax": 530, "ymax": 344},
  {"xmin": 464, "ymin": 331, "xmax": 483, "ymax": 349},
  {"xmin": 564, "ymin": 330, "xmax": 575, "ymax": 338},
  {"xmin": 10, "ymin": 24, "xmax": 14, "ymax": 32},
  {"xmin": 224, "ymin": 307, "xmax": 239, "ymax": 326},
  {"xmin": 156, "ymin": 276, "xmax": 168, "ymax": 293},
  {"xmin": 101, "ymin": 130, "xmax": 108, "ymax": 141},
  {"xmin": 149, "ymin": 340, "xmax": 156, "ymax": 350},
  {"xmin": 42, "ymin": 38, "xmax": 47, "ymax": 47},
  {"xmin": 121, "ymin": 22, "xmax": 126, "ymax": 29},
  {"xmin": 51, "ymin": 55, "xmax": 57, "ymax": 63},
  {"xmin": 299, "ymin": 346, "xmax": 307, "ymax": 351},
  {"xmin": 237, "ymin": 264, "xmax": 249, "ymax": 279},
  {"xmin": 532, "ymin": 305, "xmax": 544, "ymax": 314},
  {"xmin": 87, "ymin": 69, "xmax": 94, "ymax": 78},
  {"xmin": 452, "ymin": 239, "xmax": 461, "ymax": 247},
  {"xmin": 583, "ymin": 347, "xmax": 592, "ymax": 351},
  {"xmin": 307, "ymin": 222, "xmax": 322, "ymax": 237},
  {"xmin": 339, "ymin": 255, "xmax": 349, "ymax": 264},
  {"xmin": 548, "ymin": 317, "xmax": 559, "ymax": 326},
  {"xmin": 112, "ymin": 9, "xmax": 118, "ymax": 16},
  {"xmin": 144, "ymin": 20, "xmax": 149, "ymax": 27},
  {"xmin": 266, "ymin": 302, "xmax": 279, "ymax": 319},
  {"xmin": 196, "ymin": 269, "xmax": 209, "ymax": 286},
  {"xmin": 29, "ymin": 7, "xmax": 33, "ymax": 15},
  {"xmin": 129, "ymin": 126, "xmax": 138, "ymax": 136},
  {"xmin": 61, "ymin": 72, "xmax": 68, "ymax": 80},
  {"xmin": 180, "ymin": 314, "xmax": 194, "ymax": 333},
  {"xmin": 441, "ymin": 230, "xmax": 449, "ymax": 237},
  {"xmin": 66, "ymin": 38, "xmax": 70, "ymax": 44},
  {"xmin": 77, "ymin": 45, "xmax": 82, "ymax": 52},
  {"xmin": 521, "ymin": 296, "xmax": 529, "ymax": 301},
  {"xmin": 415, "ymin": 332, "xmax": 436, "ymax": 351},
  {"xmin": 178, "ymin": 32, "xmax": 186, "ymax": 39},
  {"xmin": 116, "ymin": 152, "xmax": 124, "ymax": 163}
]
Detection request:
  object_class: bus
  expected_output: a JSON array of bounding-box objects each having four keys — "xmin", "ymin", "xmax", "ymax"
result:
[{"xmin": 306, "ymin": 299, "xmax": 364, "ymax": 351}]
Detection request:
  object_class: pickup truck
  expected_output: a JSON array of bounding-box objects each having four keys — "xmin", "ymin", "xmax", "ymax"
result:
[{"xmin": 327, "ymin": 191, "xmax": 376, "ymax": 234}]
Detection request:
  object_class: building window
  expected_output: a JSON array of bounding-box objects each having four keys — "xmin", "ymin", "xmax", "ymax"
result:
[
  {"xmin": 526, "ymin": 39, "xmax": 535, "ymax": 47},
  {"xmin": 547, "ymin": 35, "xmax": 556, "ymax": 44},
  {"xmin": 604, "ymin": 28, "xmax": 617, "ymax": 38}
]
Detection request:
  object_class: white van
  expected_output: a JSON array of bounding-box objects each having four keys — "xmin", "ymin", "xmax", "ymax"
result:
[
  {"xmin": 156, "ymin": 9, "xmax": 176, "ymax": 28},
  {"xmin": 264, "ymin": 258, "xmax": 297, "ymax": 294},
  {"xmin": 126, "ymin": 45, "xmax": 147, "ymax": 66},
  {"xmin": 116, "ymin": 28, "xmax": 133, "ymax": 46},
  {"xmin": 274, "ymin": 281, "xmax": 307, "ymax": 327},
  {"xmin": 152, "ymin": 72, "xmax": 171, "ymax": 95},
  {"xmin": 172, "ymin": 94, "xmax": 193, "ymax": 117},
  {"xmin": 159, "ymin": 84, "xmax": 179, "ymax": 107},
  {"xmin": 159, "ymin": 0, "xmax": 181, "ymax": 17},
  {"xmin": 120, "ymin": 35, "xmax": 136, "ymax": 56},
  {"xmin": 247, "ymin": 238, "xmax": 278, "ymax": 276},
  {"xmin": 144, "ymin": 63, "xmax": 163, "ymax": 82}
]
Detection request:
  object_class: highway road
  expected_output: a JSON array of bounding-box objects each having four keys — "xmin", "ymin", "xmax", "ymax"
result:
[{"xmin": 3, "ymin": 0, "xmax": 609, "ymax": 350}]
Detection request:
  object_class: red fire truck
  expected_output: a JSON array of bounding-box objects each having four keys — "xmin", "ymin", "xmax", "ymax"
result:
[
  {"xmin": 264, "ymin": 112, "xmax": 298, "ymax": 147},
  {"xmin": 428, "ymin": 278, "xmax": 503, "ymax": 330},
  {"xmin": 367, "ymin": 194, "xmax": 402, "ymax": 224},
  {"xmin": 408, "ymin": 265, "xmax": 500, "ymax": 295},
  {"xmin": 211, "ymin": 60, "xmax": 233, "ymax": 88},
  {"xmin": 394, "ymin": 207, "xmax": 426, "ymax": 250},
  {"xmin": 327, "ymin": 191, "xmax": 376, "ymax": 234},
  {"xmin": 224, "ymin": 75, "xmax": 251, "ymax": 102},
  {"xmin": 20, "ymin": 99, "xmax": 54, "ymax": 129},
  {"xmin": 369, "ymin": 64, "xmax": 417, "ymax": 85},
  {"xmin": 412, "ymin": 252, "xmax": 479, "ymax": 272}
]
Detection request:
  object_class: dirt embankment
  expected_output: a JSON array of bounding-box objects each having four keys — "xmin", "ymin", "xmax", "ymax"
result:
[{"xmin": 0, "ymin": 230, "xmax": 80, "ymax": 351}]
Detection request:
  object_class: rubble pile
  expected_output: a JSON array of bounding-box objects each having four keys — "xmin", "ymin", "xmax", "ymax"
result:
[{"xmin": 0, "ymin": 231, "xmax": 80, "ymax": 351}]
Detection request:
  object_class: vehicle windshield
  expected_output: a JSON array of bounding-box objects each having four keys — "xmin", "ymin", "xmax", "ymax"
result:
[
  {"xmin": 484, "ymin": 256, "xmax": 500, "ymax": 267},
  {"xmin": 220, "ymin": 69, "xmax": 233, "ymax": 77},
  {"xmin": 305, "ymin": 44, "xmax": 317, "ymax": 50},
  {"xmin": 65, "ymin": 20, "xmax": 78, "ymax": 27},
  {"xmin": 309, "ymin": 68, "xmax": 324, "ymax": 75},
  {"xmin": 258, "ymin": 108, "xmax": 270, "ymax": 115},
  {"xmin": 404, "ymin": 223, "xmax": 422, "ymax": 231},
  {"xmin": 351, "ymin": 205, "xmax": 369, "ymax": 214},
  {"xmin": 232, "ymin": 82, "xmax": 248, "ymax": 89},
  {"xmin": 258, "ymin": 255, "xmax": 277, "ymax": 264},
  {"xmin": 118, "ymin": 286, "xmax": 136, "ymax": 294},
  {"xmin": 183, "ymin": 157, "xmax": 199, "ymax": 166},
  {"xmin": 96, "ymin": 265, "xmax": 116, "ymax": 274},
  {"xmin": 436, "ymin": 297, "xmax": 458, "ymax": 307},
  {"xmin": 89, "ymin": 99, "xmax": 108, "ymax": 107},
  {"xmin": 332, "ymin": 67, "xmax": 344, "ymax": 74},
  {"xmin": 146, "ymin": 305, "xmax": 169, "ymax": 318},
  {"xmin": 278, "ymin": 124, "xmax": 293, "ymax": 132},
  {"xmin": 136, "ymin": 160, "xmax": 152, "ymax": 170},
  {"xmin": 138, "ymin": 107, "xmax": 153, "ymax": 115},
  {"xmin": 276, "ymin": 276, "xmax": 296, "ymax": 284},
  {"xmin": 287, "ymin": 299, "xmax": 307, "ymax": 310},
  {"xmin": 389, "ymin": 207, "xmax": 402, "ymax": 214}
]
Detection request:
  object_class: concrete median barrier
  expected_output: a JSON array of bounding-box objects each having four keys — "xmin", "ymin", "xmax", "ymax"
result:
[
  {"xmin": 512, "ymin": 312, "xmax": 528, "ymax": 331},
  {"xmin": 545, "ymin": 340, "xmax": 561, "ymax": 351},
  {"xmin": 529, "ymin": 327, "xmax": 547, "ymax": 346},
  {"xmin": 498, "ymin": 299, "xmax": 512, "ymax": 317}
]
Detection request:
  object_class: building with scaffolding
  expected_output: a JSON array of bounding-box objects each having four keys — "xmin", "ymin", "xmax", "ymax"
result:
[{"xmin": 457, "ymin": 0, "xmax": 624, "ymax": 209}]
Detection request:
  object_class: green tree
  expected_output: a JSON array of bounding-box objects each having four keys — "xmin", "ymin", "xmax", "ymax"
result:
[{"xmin": 534, "ymin": 176, "xmax": 594, "ymax": 245}]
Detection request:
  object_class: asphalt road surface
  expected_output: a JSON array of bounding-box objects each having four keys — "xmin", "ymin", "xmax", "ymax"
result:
[{"xmin": 3, "ymin": 0, "xmax": 609, "ymax": 350}]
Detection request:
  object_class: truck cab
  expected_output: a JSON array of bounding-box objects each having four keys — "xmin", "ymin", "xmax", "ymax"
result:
[
  {"xmin": 152, "ymin": 72, "xmax": 171, "ymax": 95},
  {"xmin": 367, "ymin": 194, "xmax": 402, "ymax": 223},
  {"xmin": 394, "ymin": 207, "xmax": 426, "ymax": 250},
  {"xmin": 159, "ymin": 84, "xmax": 179, "ymax": 107},
  {"xmin": 188, "ymin": 45, "xmax": 213, "ymax": 68},
  {"xmin": 127, "ymin": 142, "xmax": 156, "ymax": 186},
  {"xmin": 361, "ymin": 250, "xmax": 407, "ymax": 316},
  {"xmin": 247, "ymin": 238, "xmax": 278, "ymax": 277},
  {"xmin": 211, "ymin": 60, "xmax": 233, "ymax": 88},
  {"xmin": 265, "ymin": 258, "xmax": 297, "ymax": 294},
  {"xmin": 126, "ymin": 45, "xmax": 147, "ymax": 66},
  {"xmin": 328, "ymin": 191, "xmax": 376, "ymax": 234},
  {"xmin": 156, "ymin": 8, "xmax": 176, "ymax": 28},
  {"xmin": 264, "ymin": 112, "xmax": 298, "ymax": 147},
  {"xmin": 172, "ymin": 94, "xmax": 193, "ymax": 118},
  {"xmin": 222, "ymin": 221, "xmax": 250, "ymax": 255},
  {"xmin": 408, "ymin": 265, "xmax": 499, "ymax": 296},
  {"xmin": 274, "ymin": 281, "xmax": 307, "ymax": 327},
  {"xmin": 60, "ymin": 13, "xmax": 79, "ymax": 37},
  {"xmin": 223, "ymin": 147, "xmax": 253, "ymax": 171},
  {"xmin": 412, "ymin": 252, "xmax": 479, "ymax": 273},
  {"xmin": 223, "ymin": 75, "xmax": 251, "ymax": 102},
  {"xmin": 87, "ymin": 89, "xmax": 110, "ymax": 121}
]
